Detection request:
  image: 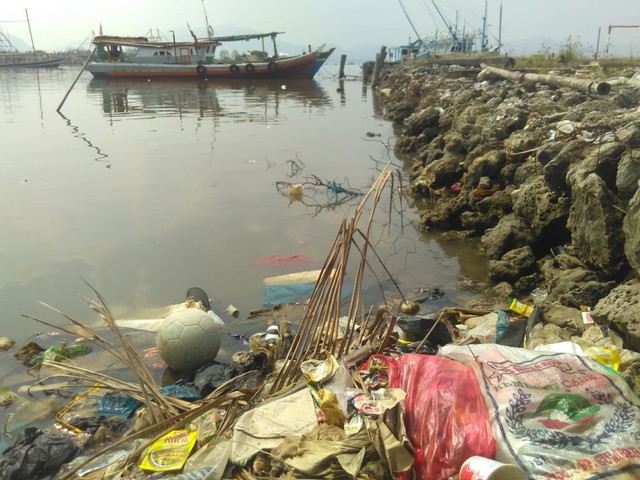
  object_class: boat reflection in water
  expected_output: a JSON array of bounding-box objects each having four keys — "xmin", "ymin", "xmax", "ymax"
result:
[{"xmin": 87, "ymin": 78, "xmax": 332, "ymax": 119}]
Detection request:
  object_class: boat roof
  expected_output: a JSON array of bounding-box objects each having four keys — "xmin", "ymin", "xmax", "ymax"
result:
[
  {"xmin": 207, "ymin": 32, "xmax": 285, "ymax": 42},
  {"xmin": 92, "ymin": 35, "xmax": 220, "ymax": 48},
  {"xmin": 91, "ymin": 31, "xmax": 288, "ymax": 49}
]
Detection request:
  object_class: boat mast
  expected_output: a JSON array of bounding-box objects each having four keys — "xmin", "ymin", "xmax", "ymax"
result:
[
  {"xmin": 481, "ymin": 0, "xmax": 488, "ymax": 51},
  {"xmin": 201, "ymin": 0, "xmax": 214, "ymax": 37},
  {"xmin": 25, "ymin": 9, "xmax": 36, "ymax": 53},
  {"xmin": 398, "ymin": 0, "xmax": 423, "ymax": 46},
  {"xmin": 431, "ymin": 0, "xmax": 462, "ymax": 52},
  {"xmin": 498, "ymin": 1, "xmax": 503, "ymax": 54}
]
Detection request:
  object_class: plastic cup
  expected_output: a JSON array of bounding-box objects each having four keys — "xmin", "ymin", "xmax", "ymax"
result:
[{"xmin": 459, "ymin": 456, "xmax": 527, "ymax": 480}]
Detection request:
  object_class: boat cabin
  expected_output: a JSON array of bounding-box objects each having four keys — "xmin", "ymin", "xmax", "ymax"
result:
[
  {"xmin": 93, "ymin": 36, "xmax": 220, "ymax": 65},
  {"xmin": 388, "ymin": 42, "xmax": 421, "ymax": 63}
]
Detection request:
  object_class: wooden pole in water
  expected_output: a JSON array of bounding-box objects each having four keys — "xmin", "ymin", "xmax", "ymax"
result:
[
  {"xmin": 57, "ymin": 47, "xmax": 96, "ymax": 113},
  {"xmin": 339, "ymin": 54, "xmax": 347, "ymax": 78},
  {"xmin": 371, "ymin": 46, "xmax": 387, "ymax": 89}
]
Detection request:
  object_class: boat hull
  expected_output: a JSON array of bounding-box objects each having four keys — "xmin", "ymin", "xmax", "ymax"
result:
[
  {"xmin": 0, "ymin": 57, "xmax": 64, "ymax": 68},
  {"xmin": 87, "ymin": 52, "xmax": 319, "ymax": 80},
  {"xmin": 307, "ymin": 48, "xmax": 335, "ymax": 78}
]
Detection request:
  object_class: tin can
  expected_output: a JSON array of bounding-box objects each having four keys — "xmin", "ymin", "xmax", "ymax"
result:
[{"xmin": 459, "ymin": 456, "xmax": 527, "ymax": 480}]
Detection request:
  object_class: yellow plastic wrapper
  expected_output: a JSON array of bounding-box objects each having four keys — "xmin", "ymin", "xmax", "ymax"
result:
[
  {"xmin": 509, "ymin": 298, "xmax": 533, "ymax": 317},
  {"xmin": 139, "ymin": 428, "xmax": 197, "ymax": 472},
  {"xmin": 585, "ymin": 346, "xmax": 621, "ymax": 372},
  {"xmin": 300, "ymin": 352, "xmax": 339, "ymax": 385},
  {"xmin": 317, "ymin": 389, "xmax": 346, "ymax": 427}
]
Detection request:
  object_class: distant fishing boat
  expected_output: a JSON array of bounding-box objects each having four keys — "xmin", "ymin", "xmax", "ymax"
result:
[
  {"xmin": 0, "ymin": 9, "xmax": 64, "ymax": 69},
  {"xmin": 0, "ymin": 53, "xmax": 64, "ymax": 69},
  {"xmin": 392, "ymin": 0, "xmax": 513, "ymax": 67},
  {"xmin": 86, "ymin": 32, "xmax": 327, "ymax": 80}
]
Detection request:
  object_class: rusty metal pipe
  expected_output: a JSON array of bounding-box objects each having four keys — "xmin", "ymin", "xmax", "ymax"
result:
[{"xmin": 477, "ymin": 65, "xmax": 611, "ymax": 95}]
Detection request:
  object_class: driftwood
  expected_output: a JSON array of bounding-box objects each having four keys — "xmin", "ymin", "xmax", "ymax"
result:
[{"xmin": 477, "ymin": 65, "xmax": 611, "ymax": 95}]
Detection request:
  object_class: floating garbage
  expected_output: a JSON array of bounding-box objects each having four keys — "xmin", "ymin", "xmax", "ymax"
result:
[
  {"xmin": 0, "ymin": 337, "xmax": 15, "ymax": 352},
  {"xmin": 139, "ymin": 428, "xmax": 198, "ymax": 473},
  {"xmin": 0, "ymin": 386, "xmax": 17, "ymax": 408},
  {"xmin": 35, "ymin": 343, "xmax": 92, "ymax": 365},
  {"xmin": 2, "ymin": 165, "xmax": 639, "ymax": 480},
  {"xmin": 0, "ymin": 427, "xmax": 78, "ymax": 480}
]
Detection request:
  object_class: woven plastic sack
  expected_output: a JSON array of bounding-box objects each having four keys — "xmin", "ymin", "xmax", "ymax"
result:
[
  {"xmin": 367, "ymin": 354, "xmax": 495, "ymax": 479},
  {"xmin": 440, "ymin": 344, "xmax": 640, "ymax": 479}
]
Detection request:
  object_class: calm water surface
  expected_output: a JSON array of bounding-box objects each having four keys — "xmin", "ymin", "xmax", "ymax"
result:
[{"xmin": 0, "ymin": 64, "xmax": 488, "ymax": 344}]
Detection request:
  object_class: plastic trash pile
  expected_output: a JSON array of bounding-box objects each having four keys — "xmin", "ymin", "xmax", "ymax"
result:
[{"xmin": 0, "ymin": 288, "xmax": 637, "ymax": 480}]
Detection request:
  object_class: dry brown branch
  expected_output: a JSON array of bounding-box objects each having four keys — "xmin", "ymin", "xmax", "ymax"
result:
[
  {"xmin": 23, "ymin": 280, "xmax": 177, "ymax": 422},
  {"xmin": 59, "ymin": 371, "xmax": 258, "ymax": 479},
  {"xmin": 268, "ymin": 164, "xmax": 403, "ymax": 394}
]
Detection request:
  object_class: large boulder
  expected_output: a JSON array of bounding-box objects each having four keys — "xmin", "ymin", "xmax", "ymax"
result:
[
  {"xmin": 465, "ymin": 150, "xmax": 508, "ymax": 188},
  {"xmin": 616, "ymin": 149, "xmax": 640, "ymax": 205},
  {"xmin": 539, "ymin": 256, "xmax": 616, "ymax": 308},
  {"xmin": 541, "ymin": 140, "xmax": 583, "ymax": 193},
  {"xmin": 403, "ymin": 106, "xmax": 441, "ymax": 136},
  {"xmin": 481, "ymin": 214, "xmax": 535, "ymax": 260},
  {"xmin": 512, "ymin": 176, "xmax": 571, "ymax": 248},
  {"xmin": 623, "ymin": 187, "xmax": 640, "ymax": 278},
  {"xmin": 481, "ymin": 100, "xmax": 528, "ymax": 141},
  {"xmin": 593, "ymin": 281, "xmax": 640, "ymax": 351},
  {"xmin": 567, "ymin": 173, "xmax": 628, "ymax": 277},
  {"xmin": 488, "ymin": 246, "xmax": 536, "ymax": 283}
]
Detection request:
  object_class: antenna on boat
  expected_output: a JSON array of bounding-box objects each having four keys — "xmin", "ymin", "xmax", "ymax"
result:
[{"xmin": 201, "ymin": 0, "xmax": 214, "ymax": 37}]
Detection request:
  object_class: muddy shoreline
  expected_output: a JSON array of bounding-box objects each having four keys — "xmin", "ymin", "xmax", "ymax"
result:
[{"xmin": 375, "ymin": 62, "xmax": 640, "ymax": 375}]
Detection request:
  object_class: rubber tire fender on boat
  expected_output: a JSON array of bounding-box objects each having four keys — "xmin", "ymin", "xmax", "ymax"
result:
[
  {"xmin": 245, "ymin": 63, "xmax": 255, "ymax": 73},
  {"xmin": 229, "ymin": 64, "xmax": 240, "ymax": 74},
  {"xmin": 267, "ymin": 61, "xmax": 277, "ymax": 71},
  {"xmin": 196, "ymin": 65, "xmax": 206, "ymax": 76}
]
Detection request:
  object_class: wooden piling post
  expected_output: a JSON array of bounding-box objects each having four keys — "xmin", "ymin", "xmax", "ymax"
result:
[
  {"xmin": 57, "ymin": 47, "xmax": 96, "ymax": 113},
  {"xmin": 339, "ymin": 54, "xmax": 347, "ymax": 79},
  {"xmin": 371, "ymin": 46, "xmax": 387, "ymax": 89}
]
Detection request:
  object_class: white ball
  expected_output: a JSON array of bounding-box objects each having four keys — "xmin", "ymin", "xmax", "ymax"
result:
[{"xmin": 156, "ymin": 308, "xmax": 221, "ymax": 372}]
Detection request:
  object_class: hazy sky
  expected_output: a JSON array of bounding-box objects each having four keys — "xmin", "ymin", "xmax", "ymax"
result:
[{"xmin": 2, "ymin": 0, "xmax": 640, "ymax": 55}]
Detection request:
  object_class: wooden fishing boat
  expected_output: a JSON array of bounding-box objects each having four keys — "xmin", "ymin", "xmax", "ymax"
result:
[
  {"xmin": 86, "ymin": 32, "xmax": 323, "ymax": 80},
  {"xmin": 308, "ymin": 47, "xmax": 335, "ymax": 78},
  {"xmin": 0, "ymin": 10, "xmax": 64, "ymax": 69},
  {"xmin": 0, "ymin": 53, "xmax": 64, "ymax": 68}
]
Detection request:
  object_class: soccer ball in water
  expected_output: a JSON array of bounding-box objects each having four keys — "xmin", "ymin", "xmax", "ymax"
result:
[{"xmin": 156, "ymin": 308, "xmax": 221, "ymax": 372}]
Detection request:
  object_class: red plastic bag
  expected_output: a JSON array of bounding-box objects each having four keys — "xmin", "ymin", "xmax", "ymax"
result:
[{"xmin": 367, "ymin": 354, "xmax": 495, "ymax": 480}]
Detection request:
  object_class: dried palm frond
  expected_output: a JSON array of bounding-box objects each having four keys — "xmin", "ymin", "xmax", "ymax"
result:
[
  {"xmin": 269, "ymin": 165, "xmax": 405, "ymax": 394},
  {"xmin": 22, "ymin": 279, "xmax": 177, "ymax": 422},
  {"xmin": 59, "ymin": 371, "xmax": 259, "ymax": 480}
]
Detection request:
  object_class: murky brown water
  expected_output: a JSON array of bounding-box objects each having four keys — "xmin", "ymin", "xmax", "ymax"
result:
[{"xmin": 0, "ymin": 64, "xmax": 488, "ymax": 347}]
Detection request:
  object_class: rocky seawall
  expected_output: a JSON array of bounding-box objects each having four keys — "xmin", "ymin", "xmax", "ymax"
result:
[{"xmin": 376, "ymin": 63, "xmax": 640, "ymax": 363}]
